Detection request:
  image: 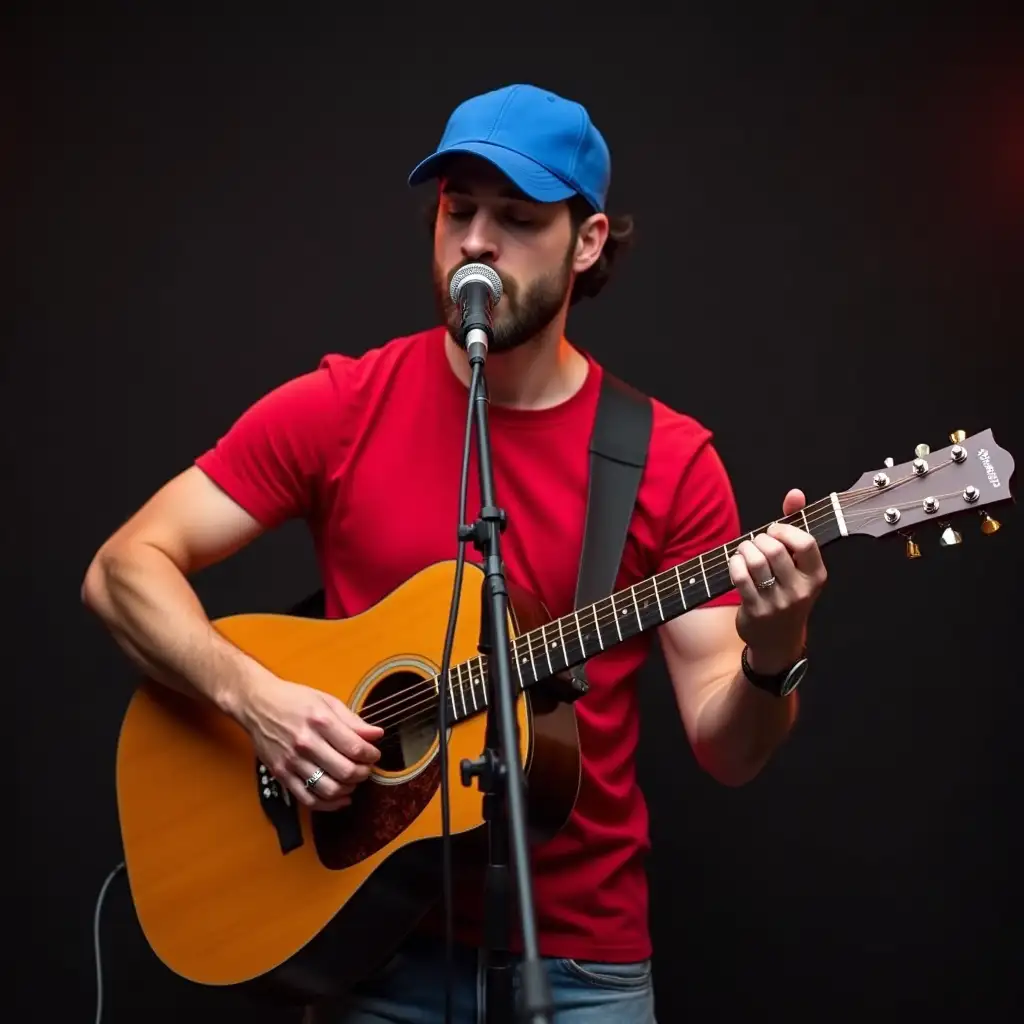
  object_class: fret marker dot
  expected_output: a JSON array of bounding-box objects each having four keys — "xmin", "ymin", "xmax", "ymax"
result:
[{"xmin": 689, "ymin": 578, "xmax": 696, "ymax": 585}]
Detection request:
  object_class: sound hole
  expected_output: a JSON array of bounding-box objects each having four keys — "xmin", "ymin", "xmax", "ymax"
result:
[
  {"xmin": 312, "ymin": 668, "xmax": 443, "ymax": 870},
  {"xmin": 365, "ymin": 670, "xmax": 439, "ymax": 774}
]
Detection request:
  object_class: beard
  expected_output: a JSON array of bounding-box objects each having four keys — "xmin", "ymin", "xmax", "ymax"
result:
[{"xmin": 433, "ymin": 245, "xmax": 574, "ymax": 356}]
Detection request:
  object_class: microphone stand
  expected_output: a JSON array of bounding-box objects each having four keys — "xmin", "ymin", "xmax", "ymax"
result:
[{"xmin": 458, "ymin": 320, "xmax": 553, "ymax": 1024}]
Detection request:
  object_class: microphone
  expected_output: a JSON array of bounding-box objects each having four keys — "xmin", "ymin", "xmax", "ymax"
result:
[{"xmin": 449, "ymin": 262, "xmax": 503, "ymax": 366}]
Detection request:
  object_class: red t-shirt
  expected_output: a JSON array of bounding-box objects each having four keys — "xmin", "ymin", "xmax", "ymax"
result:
[{"xmin": 195, "ymin": 326, "xmax": 741, "ymax": 963}]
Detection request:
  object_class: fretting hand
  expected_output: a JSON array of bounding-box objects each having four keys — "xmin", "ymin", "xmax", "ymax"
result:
[{"xmin": 728, "ymin": 488, "xmax": 828, "ymax": 675}]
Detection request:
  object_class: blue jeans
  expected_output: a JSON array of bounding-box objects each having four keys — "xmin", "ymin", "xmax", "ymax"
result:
[{"xmin": 310, "ymin": 934, "xmax": 657, "ymax": 1024}]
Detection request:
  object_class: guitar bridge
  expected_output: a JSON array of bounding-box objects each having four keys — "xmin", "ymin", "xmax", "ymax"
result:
[{"xmin": 257, "ymin": 759, "xmax": 304, "ymax": 855}]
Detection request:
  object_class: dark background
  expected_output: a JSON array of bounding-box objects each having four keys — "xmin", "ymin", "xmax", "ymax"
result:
[{"xmin": 8, "ymin": 7, "xmax": 1022, "ymax": 1022}]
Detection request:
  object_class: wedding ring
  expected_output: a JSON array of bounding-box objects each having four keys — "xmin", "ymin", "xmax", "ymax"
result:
[
  {"xmin": 755, "ymin": 576, "xmax": 777, "ymax": 590},
  {"xmin": 305, "ymin": 767, "xmax": 325, "ymax": 788}
]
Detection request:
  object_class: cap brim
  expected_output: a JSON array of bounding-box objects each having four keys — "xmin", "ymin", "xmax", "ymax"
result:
[{"xmin": 407, "ymin": 141, "xmax": 576, "ymax": 203}]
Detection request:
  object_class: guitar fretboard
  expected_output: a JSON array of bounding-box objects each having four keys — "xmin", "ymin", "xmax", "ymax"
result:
[{"xmin": 437, "ymin": 494, "xmax": 845, "ymax": 723}]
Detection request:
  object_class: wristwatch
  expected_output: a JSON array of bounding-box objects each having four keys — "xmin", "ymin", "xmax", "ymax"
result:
[{"xmin": 741, "ymin": 645, "xmax": 808, "ymax": 697}]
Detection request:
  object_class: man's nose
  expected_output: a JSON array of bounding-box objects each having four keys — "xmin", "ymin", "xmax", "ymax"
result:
[{"xmin": 460, "ymin": 211, "xmax": 500, "ymax": 263}]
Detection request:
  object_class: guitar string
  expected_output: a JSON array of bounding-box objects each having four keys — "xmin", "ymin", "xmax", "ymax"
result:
[
  {"xmin": 353, "ymin": 493, "xmax": 836, "ymax": 728},
  {"xmin": 361, "ymin": 496, "xmax": 883, "ymax": 738},
  {"xmin": 364, "ymin": 483, "xmax": 977, "ymax": 748},
  {"xmin": 446, "ymin": 463, "xmax": 970, "ymax": 680},
  {"xmin": 365, "ymin": 551, "xmax": 754, "ymax": 752},
  {"xmin": 360, "ymin": 464, "xmax": 974, "ymax": 737},
  {"xmin": 364, "ymin": 518, "xmax": 861, "ymax": 747},
  {"xmin": 356, "ymin": 472, "xmax": 957, "ymax": 729},
  {"xmin": 359, "ymin": 477, "xmax": 973, "ymax": 735},
  {"xmin": 488, "ymin": 483, "xmax": 970, "ymax": 673}
]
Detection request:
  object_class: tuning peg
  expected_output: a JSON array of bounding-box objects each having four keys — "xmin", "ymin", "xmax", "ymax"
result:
[
  {"xmin": 980, "ymin": 511, "xmax": 1001, "ymax": 535},
  {"xmin": 939, "ymin": 522, "xmax": 962, "ymax": 547},
  {"xmin": 915, "ymin": 443, "xmax": 931, "ymax": 458},
  {"xmin": 949, "ymin": 429, "xmax": 967, "ymax": 444},
  {"xmin": 883, "ymin": 457, "xmax": 894, "ymax": 468},
  {"xmin": 903, "ymin": 533, "xmax": 921, "ymax": 559}
]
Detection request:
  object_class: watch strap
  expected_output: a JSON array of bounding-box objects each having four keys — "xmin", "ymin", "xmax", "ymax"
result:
[{"xmin": 741, "ymin": 645, "xmax": 808, "ymax": 697}]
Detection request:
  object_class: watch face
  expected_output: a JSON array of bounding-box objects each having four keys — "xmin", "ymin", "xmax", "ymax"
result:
[{"xmin": 780, "ymin": 659, "xmax": 809, "ymax": 695}]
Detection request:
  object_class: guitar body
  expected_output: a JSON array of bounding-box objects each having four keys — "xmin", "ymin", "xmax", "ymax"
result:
[{"xmin": 115, "ymin": 560, "xmax": 582, "ymax": 1002}]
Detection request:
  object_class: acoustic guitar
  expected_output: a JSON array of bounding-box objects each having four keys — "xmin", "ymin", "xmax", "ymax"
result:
[{"xmin": 115, "ymin": 428, "xmax": 1014, "ymax": 1001}]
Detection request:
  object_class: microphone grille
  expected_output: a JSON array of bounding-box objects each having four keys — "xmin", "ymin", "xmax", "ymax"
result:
[{"xmin": 449, "ymin": 262, "xmax": 503, "ymax": 305}]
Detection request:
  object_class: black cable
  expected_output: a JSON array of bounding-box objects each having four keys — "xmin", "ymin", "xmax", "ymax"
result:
[
  {"xmin": 436, "ymin": 359, "xmax": 483, "ymax": 1024},
  {"xmin": 94, "ymin": 859, "xmax": 126, "ymax": 1024}
]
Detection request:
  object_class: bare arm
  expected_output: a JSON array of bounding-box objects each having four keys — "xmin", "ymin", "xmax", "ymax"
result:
[
  {"xmin": 83, "ymin": 464, "xmax": 382, "ymax": 810},
  {"xmin": 657, "ymin": 489, "xmax": 827, "ymax": 786},
  {"xmin": 659, "ymin": 607, "xmax": 798, "ymax": 787},
  {"xmin": 81, "ymin": 466, "xmax": 274, "ymax": 719}
]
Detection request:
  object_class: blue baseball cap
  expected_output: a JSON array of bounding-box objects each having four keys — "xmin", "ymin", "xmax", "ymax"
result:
[{"xmin": 408, "ymin": 83, "xmax": 611, "ymax": 212}]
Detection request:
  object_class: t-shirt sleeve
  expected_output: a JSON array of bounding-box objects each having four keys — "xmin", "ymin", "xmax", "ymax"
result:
[
  {"xmin": 194, "ymin": 363, "xmax": 345, "ymax": 529},
  {"xmin": 657, "ymin": 434, "xmax": 743, "ymax": 609}
]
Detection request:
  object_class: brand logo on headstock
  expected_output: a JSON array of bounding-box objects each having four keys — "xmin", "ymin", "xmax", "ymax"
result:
[{"xmin": 977, "ymin": 448, "xmax": 1001, "ymax": 488}]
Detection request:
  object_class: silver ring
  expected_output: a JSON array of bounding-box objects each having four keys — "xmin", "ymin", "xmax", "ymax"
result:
[
  {"xmin": 755, "ymin": 576, "xmax": 777, "ymax": 590},
  {"xmin": 304, "ymin": 767, "xmax": 325, "ymax": 788}
]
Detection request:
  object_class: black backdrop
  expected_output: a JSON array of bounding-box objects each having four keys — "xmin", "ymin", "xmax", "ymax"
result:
[{"xmin": 8, "ymin": 8, "xmax": 1023, "ymax": 1022}]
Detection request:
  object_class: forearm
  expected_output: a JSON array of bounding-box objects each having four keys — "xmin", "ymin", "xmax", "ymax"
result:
[
  {"xmin": 691, "ymin": 654, "xmax": 799, "ymax": 786},
  {"xmin": 82, "ymin": 541, "xmax": 269, "ymax": 720}
]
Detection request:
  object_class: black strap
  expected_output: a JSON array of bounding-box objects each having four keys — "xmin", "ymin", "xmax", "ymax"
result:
[{"xmin": 574, "ymin": 371, "xmax": 654, "ymax": 610}]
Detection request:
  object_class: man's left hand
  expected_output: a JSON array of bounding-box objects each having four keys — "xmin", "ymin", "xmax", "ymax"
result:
[{"xmin": 729, "ymin": 488, "xmax": 828, "ymax": 675}]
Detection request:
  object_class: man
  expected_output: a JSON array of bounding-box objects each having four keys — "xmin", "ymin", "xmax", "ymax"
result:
[{"xmin": 82, "ymin": 84, "xmax": 827, "ymax": 1023}]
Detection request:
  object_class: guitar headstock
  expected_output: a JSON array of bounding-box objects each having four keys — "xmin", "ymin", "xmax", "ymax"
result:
[{"xmin": 839, "ymin": 429, "xmax": 1014, "ymax": 554}]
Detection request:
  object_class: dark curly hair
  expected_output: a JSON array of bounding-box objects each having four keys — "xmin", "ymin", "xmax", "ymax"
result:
[{"xmin": 423, "ymin": 192, "xmax": 635, "ymax": 306}]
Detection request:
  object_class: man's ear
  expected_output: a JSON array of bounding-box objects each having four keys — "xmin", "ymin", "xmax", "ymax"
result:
[{"xmin": 573, "ymin": 212, "xmax": 610, "ymax": 273}]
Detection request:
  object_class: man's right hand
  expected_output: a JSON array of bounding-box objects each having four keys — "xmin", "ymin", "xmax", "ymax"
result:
[{"xmin": 237, "ymin": 676, "xmax": 384, "ymax": 811}]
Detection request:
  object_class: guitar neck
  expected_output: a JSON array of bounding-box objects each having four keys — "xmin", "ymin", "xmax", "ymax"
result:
[{"xmin": 441, "ymin": 493, "xmax": 848, "ymax": 723}]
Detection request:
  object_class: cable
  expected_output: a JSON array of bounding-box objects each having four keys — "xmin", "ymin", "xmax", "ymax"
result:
[
  {"xmin": 436, "ymin": 359, "xmax": 483, "ymax": 1024},
  {"xmin": 94, "ymin": 859, "xmax": 126, "ymax": 1024}
]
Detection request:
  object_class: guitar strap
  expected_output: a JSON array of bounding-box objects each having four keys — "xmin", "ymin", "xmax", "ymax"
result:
[
  {"xmin": 575, "ymin": 369, "xmax": 654, "ymax": 609},
  {"xmin": 566, "ymin": 369, "xmax": 653, "ymax": 693}
]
